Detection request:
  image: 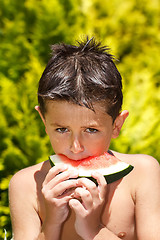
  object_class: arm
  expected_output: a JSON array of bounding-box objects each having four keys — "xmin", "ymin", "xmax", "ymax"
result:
[
  {"xmin": 69, "ymin": 172, "xmax": 122, "ymax": 240},
  {"xmin": 135, "ymin": 155, "xmax": 160, "ymax": 240},
  {"xmin": 9, "ymin": 164, "xmax": 79, "ymax": 240},
  {"xmin": 37, "ymin": 164, "xmax": 79, "ymax": 240},
  {"xmin": 9, "ymin": 169, "xmax": 42, "ymax": 240}
]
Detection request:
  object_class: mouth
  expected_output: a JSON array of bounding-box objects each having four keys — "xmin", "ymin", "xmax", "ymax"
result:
[{"xmin": 59, "ymin": 154, "xmax": 91, "ymax": 161}]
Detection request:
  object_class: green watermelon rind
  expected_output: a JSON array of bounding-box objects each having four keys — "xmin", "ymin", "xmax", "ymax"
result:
[{"xmin": 49, "ymin": 156, "xmax": 134, "ymax": 185}]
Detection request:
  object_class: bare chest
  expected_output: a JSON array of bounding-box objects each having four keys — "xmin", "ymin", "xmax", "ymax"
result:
[
  {"xmin": 102, "ymin": 181, "xmax": 136, "ymax": 240},
  {"xmin": 38, "ymin": 180, "xmax": 136, "ymax": 240},
  {"xmin": 61, "ymin": 181, "xmax": 136, "ymax": 240}
]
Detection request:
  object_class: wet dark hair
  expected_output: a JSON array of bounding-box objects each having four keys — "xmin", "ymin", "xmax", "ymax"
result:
[{"xmin": 38, "ymin": 37, "xmax": 123, "ymax": 121}]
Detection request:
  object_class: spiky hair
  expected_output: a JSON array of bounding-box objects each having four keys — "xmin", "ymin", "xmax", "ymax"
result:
[{"xmin": 38, "ymin": 37, "xmax": 123, "ymax": 121}]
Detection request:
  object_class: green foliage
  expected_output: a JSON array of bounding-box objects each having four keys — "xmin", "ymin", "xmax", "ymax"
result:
[{"xmin": 0, "ymin": 0, "xmax": 159, "ymax": 238}]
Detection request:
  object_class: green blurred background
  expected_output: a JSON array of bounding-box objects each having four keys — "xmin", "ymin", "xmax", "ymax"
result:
[{"xmin": 0, "ymin": 0, "xmax": 160, "ymax": 238}]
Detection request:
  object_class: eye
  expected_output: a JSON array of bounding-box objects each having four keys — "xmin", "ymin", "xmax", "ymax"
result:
[
  {"xmin": 85, "ymin": 128, "xmax": 99, "ymax": 133},
  {"xmin": 56, "ymin": 128, "xmax": 68, "ymax": 133}
]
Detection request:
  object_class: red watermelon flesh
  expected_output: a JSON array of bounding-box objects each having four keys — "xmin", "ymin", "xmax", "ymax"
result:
[{"xmin": 49, "ymin": 152, "xmax": 134, "ymax": 184}]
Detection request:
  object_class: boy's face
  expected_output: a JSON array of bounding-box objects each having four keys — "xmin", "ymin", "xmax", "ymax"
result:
[{"xmin": 37, "ymin": 100, "xmax": 127, "ymax": 160}]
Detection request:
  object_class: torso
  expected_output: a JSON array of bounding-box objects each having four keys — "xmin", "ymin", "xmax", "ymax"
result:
[
  {"xmin": 61, "ymin": 178, "xmax": 136, "ymax": 240},
  {"xmin": 33, "ymin": 151, "xmax": 138, "ymax": 240}
]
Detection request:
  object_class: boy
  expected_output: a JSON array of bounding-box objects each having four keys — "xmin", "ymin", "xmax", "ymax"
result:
[{"xmin": 9, "ymin": 37, "xmax": 160, "ymax": 240}]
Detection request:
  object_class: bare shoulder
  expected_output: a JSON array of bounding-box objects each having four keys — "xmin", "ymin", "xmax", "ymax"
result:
[
  {"xmin": 10, "ymin": 161, "xmax": 49, "ymax": 190},
  {"xmin": 110, "ymin": 150, "xmax": 160, "ymax": 205},
  {"xmin": 9, "ymin": 161, "xmax": 51, "ymax": 238},
  {"xmin": 9, "ymin": 160, "xmax": 50, "ymax": 209},
  {"xmin": 111, "ymin": 150, "xmax": 160, "ymax": 188},
  {"xmin": 112, "ymin": 150, "xmax": 160, "ymax": 171}
]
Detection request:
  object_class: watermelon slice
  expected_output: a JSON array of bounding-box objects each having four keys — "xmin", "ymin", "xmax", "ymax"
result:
[{"xmin": 49, "ymin": 152, "xmax": 134, "ymax": 184}]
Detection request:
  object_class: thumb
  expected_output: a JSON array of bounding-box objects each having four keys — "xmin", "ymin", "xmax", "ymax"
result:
[{"xmin": 69, "ymin": 199, "xmax": 84, "ymax": 214}]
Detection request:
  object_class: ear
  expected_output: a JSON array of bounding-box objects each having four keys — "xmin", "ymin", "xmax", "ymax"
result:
[
  {"xmin": 112, "ymin": 110, "xmax": 129, "ymax": 139},
  {"xmin": 35, "ymin": 105, "xmax": 48, "ymax": 134}
]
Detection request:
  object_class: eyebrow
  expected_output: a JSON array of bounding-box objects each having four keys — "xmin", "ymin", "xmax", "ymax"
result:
[
  {"xmin": 50, "ymin": 122, "xmax": 101, "ymax": 128},
  {"xmin": 50, "ymin": 123, "xmax": 66, "ymax": 127},
  {"xmin": 82, "ymin": 123, "xmax": 100, "ymax": 128}
]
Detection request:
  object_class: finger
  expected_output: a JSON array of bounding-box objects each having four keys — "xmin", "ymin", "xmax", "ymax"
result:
[
  {"xmin": 44, "ymin": 168, "xmax": 79, "ymax": 190},
  {"xmin": 77, "ymin": 178, "xmax": 99, "ymax": 202},
  {"xmin": 69, "ymin": 199, "xmax": 85, "ymax": 216},
  {"xmin": 51, "ymin": 179, "xmax": 79, "ymax": 198},
  {"xmin": 44, "ymin": 164, "xmax": 68, "ymax": 184},
  {"xmin": 91, "ymin": 172, "xmax": 107, "ymax": 200},
  {"xmin": 48, "ymin": 169, "xmax": 79, "ymax": 189},
  {"xmin": 74, "ymin": 187, "xmax": 93, "ymax": 209}
]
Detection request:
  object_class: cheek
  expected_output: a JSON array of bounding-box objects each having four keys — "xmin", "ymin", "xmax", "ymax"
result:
[
  {"xmin": 84, "ymin": 135, "xmax": 111, "ymax": 154},
  {"xmin": 48, "ymin": 133, "xmax": 71, "ymax": 154},
  {"xmin": 47, "ymin": 132, "xmax": 63, "ymax": 150},
  {"xmin": 50, "ymin": 139, "xmax": 65, "ymax": 153}
]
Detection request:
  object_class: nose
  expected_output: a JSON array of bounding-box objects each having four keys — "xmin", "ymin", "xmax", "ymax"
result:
[{"xmin": 70, "ymin": 136, "xmax": 84, "ymax": 154}]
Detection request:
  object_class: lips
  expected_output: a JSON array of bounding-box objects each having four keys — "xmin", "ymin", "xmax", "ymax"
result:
[{"xmin": 59, "ymin": 154, "xmax": 91, "ymax": 161}]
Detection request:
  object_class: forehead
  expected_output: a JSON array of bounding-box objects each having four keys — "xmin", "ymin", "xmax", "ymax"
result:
[{"xmin": 44, "ymin": 100, "xmax": 112, "ymax": 126}]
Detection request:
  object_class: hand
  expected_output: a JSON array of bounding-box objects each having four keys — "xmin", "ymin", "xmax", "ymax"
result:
[
  {"xmin": 69, "ymin": 172, "xmax": 107, "ymax": 240},
  {"xmin": 42, "ymin": 164, "xmax": 79, "ymax": 226}
]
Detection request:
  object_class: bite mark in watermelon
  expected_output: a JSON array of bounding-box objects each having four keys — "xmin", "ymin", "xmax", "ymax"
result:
[{"xmin": 49, "ymin": 152, "xmax": 134, "ymax": 184}]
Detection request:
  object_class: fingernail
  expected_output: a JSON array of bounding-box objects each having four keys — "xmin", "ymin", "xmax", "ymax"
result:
[
  {"xmin": 70, "ymin": 193, "xmax": 75, "ymax": 197},
  {"xmin": 71, "ymin": 171, "xmax": 79, "ymax": 178},
  {"xmin": 72, "ymin": 169, "xmax": 79, "ymax": 175},
  {"xmin": 62, "ymin": 164, "xmax": 68, "ymax": 170},
  {"xmin": 91, "ymin": 171, "xmax": 98, "ymax": 177}
]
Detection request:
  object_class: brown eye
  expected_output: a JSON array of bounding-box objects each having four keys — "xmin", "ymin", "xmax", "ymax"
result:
[
  {"xmin": 86, "ymin": 128, "xmax": 99, "ymax": 133},
  {"xmin": 56, "ymin": 128, "xmax": 68, "ymax": 133}
]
